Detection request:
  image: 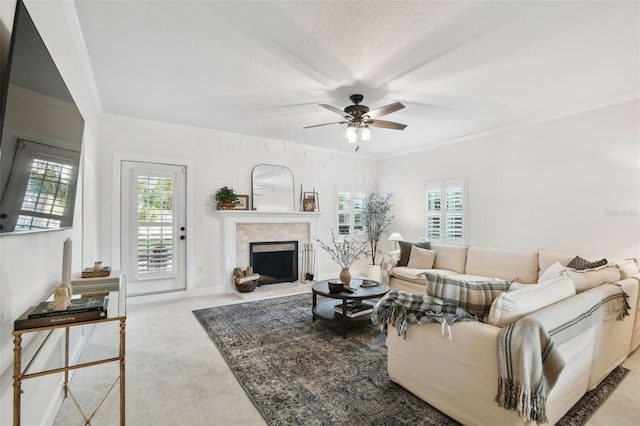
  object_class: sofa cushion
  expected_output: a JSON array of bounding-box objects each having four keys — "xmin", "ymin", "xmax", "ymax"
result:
[
  {"xmin": 538, "ymin": 250, "xmax": 575, "ymax": 275},
  {"xmin": 615, "ymin": 259, "xmax": 639, "ymax": 279},
  {"xmin": 407, "ymin": 246, "xmax": 436, "ymax": 269},
  {"xmin": 430, "ymin": 243, "xmax": 468, "ymax": 274},
  {"xmin": 424, "ymin": 272, "xmax": 511, "ymax": 318},
  {"xmin": 391, "ymin": 267, "xmax": 457, "ymax": 281},
  {"xmin": 452, "ymin": 274, "xmax": 502, "ymax": 282},
  {"xmin": 465, "ymin": 246, "xmax": 539, "ymax": 283},
  {"xmin": 566, "ymin": 265, "xmax": 621, "ymax": 293},
  {"xmin": 398, "ymin": 241, "xmax": 431, "ymax": 267},
  {"xmin": 567, "ymin": 256, "xmax": 608, "ymax": 270},
  {"xmin": 486, "ymin": 275, "xmax": 576, "ymax": 327}
]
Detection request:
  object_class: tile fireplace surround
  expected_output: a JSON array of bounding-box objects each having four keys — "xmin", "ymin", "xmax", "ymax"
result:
[{"xmin": 218, "ymin": 211, "xmax": 321, "ymax": 293}]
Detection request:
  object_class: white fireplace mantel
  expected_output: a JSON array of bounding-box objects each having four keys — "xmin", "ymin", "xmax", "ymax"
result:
[{"xmin": 218, "ymin": 211, "xmax": 321, "ymax": 293}]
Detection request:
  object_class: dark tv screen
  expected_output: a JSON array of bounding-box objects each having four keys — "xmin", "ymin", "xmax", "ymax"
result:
[{"xmin": 0, "ymin": 0, "xmax": 85, "ymax": 235}]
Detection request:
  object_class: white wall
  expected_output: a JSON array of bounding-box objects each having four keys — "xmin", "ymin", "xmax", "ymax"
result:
[
  {"xmin": 0, "ymin": 0, "xmax": 637, "ymax": 423},
  {"xmin": 377, "ymin": 100, "xmax": 640, "ymax": 260},
  {"xmin": 97, "ymin": 114, "xmax": 377, "ymax": 294},
  {"xmin": 0, "ymin": 1, "xmax": 102, "ymax": 424}
]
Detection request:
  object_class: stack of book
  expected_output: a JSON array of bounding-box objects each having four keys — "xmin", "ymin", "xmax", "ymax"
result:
[
  {"xmin": 15, "ymin": 295, "xmax": 109, "ymax": 330},
  {"xmin": 334, "ymin": 301, "xmax": 373, "ymax": 318}
]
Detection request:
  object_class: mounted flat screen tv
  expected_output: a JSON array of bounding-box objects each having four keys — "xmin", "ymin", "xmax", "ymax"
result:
[{"xmin": 0, "ymin": 0, "xmax": 85, "ymax": 235}]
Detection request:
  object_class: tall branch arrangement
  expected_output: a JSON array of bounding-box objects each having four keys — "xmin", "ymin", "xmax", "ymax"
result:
[
  {"xmin": 316, "ymin": 229, "xmax": 367, "ymax": 269},
  {"xmin": 362, "ymin": 193, "xmax": 393, "ymax": 265}
]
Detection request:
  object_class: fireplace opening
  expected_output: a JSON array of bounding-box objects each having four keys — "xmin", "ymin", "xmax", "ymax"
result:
[{"xmin": 250, "ymin": 241, "xmax": 298, "ymax": 285}]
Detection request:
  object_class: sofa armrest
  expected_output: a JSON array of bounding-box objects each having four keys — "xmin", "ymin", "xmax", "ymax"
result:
[
  {"xmin": 589, "ymin": 277, "xmax": 639, "ymax": 388},
  {"xmin": 387, "ymin": 320, "xmax": 596, "ymax": 425}
]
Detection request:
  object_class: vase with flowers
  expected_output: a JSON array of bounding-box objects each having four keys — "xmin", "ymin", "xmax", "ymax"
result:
[{"xmin": 315, "ymin": 229, "xmax": 368, "ymax": 287}]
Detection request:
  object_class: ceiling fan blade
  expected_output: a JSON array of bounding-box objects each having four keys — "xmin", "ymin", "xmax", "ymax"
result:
[
  {"xmin": 320, "ymin": 104, "xmax": 353, "ymax": 118},
  {"xmin": 368, "ymin": 119, "xmax": 407, "ymax": 130},
  {"xmin": 303, "ymin": 121, "xmax": 347, "ymax": 129},
  {"xmin": 366, "ymin": 101, "xmax": 405, "ymax": 119}
]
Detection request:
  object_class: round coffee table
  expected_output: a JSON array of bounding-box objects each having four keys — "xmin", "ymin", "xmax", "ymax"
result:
[{"xmin": 312, "ymin": 278, "xmax": 390, "ymax": 338}]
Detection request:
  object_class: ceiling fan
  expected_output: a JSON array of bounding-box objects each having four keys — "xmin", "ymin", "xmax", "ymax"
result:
[{"xmin": 303, "ymin": 94, "xmax": 407, "ymax": 145}]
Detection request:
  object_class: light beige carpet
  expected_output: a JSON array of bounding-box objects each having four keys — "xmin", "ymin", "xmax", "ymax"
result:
[{"xmin": 53, "ymin": 284, "xmax": 640, "ymax": 425}]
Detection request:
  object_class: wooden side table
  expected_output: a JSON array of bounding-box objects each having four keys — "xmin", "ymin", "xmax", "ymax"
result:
[{"xmin": 13, "ymin": 272, "xmax": 126, "ymax": 426}]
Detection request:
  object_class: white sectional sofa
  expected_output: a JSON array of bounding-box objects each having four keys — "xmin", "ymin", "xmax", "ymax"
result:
[{"xmin": 379, "ymin": 243, "xmax": 640, "ymax": 425}]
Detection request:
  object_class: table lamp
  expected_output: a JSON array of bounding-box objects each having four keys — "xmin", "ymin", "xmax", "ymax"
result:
[{"xmin": 388, "ymin": 232, "xmax": 404, "ymax": 250}]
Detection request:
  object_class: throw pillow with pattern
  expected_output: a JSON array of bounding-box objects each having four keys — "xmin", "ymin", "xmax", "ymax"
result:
[
  {"xmin": 407, "ymin": 245, "xmax": 436, "ymax": 269},
  {"xmin": 398, "ymin": 240, "xmax": 431, "ymax": 267},
  {"xmin": 567, "ymin": 256, "xmax": 607, "ymax": 271},
  {"xmin": 423, "ymin": 272, "xmax": 511, "ymax": 318}
]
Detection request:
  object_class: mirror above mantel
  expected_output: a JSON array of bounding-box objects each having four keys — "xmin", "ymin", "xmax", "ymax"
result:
[{"xmin": 251, "ymin": 164, "xmax": 295, "ymax": 212}]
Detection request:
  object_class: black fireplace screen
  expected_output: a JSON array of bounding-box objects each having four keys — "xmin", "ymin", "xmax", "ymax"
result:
[{"xmin": 249, "ymin": 241, "xmax": 298, "ymax": 285}]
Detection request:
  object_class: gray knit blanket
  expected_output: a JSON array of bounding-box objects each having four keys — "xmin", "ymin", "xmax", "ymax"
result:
[
  {"xmin": 372, "ymin": 290, "xmax": 477, "ymax": 339},
  {"xmin": 496, "ymin": 283, "xmax": 630, "ymax": 424}
]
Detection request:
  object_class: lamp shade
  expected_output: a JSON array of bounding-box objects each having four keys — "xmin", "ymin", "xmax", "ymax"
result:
[{"xmin": 388, "ymin": 232, "xmax": 404, "ymax": 242}]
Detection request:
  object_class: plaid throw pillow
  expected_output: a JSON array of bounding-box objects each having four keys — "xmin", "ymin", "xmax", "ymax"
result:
[
  {"xmin": 567, "ymin": 256, "xmax": 607, "ymax": 271},
  {"xmin": 423, "ymin": 272, "xmax": 511, "ymax": 318}
]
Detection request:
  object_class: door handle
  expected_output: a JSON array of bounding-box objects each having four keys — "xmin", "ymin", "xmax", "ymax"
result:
[{"xmin": 180, "ymin": 235, "xmax": 185, "ymax": 240}]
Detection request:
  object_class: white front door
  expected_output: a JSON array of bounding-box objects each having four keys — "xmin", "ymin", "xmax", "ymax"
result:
[{"xmin": 121, "ymin": 161, "xmax": 187, "ymax": 295}]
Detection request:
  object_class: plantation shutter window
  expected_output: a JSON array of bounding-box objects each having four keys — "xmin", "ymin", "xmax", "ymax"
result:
[
  {"xmin": 0, "ymin": 140, "xmax": 79, "ymax": 232},
  {"xmin": 133, "ymin": 171, "xmax": 179, "ymax": 280},
  {"xmin": 337, "ymin": 192, "xmax": 351, "ymax": 235},
  {"xmin": 425, "ymin": 179, "xmax": 466, "ymax": 243},
  {"xmin": 336, "ymin": 188, "xmax": 366, "ymax": 238}
]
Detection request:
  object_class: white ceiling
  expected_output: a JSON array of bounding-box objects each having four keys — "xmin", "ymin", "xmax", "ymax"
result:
[{"xmin": 73, "ymin": 1, "xmax": 639, "ymax": 157}]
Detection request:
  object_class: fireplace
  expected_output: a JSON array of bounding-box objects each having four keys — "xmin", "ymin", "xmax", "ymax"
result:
[{"xmin": 250, "ymin": 240, "xmax": 298, "ymax": 285}]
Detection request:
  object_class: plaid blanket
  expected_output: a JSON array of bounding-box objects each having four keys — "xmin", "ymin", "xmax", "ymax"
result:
[
  {"xmin": 380, "ymin": 250, "xmax": 400, "ymax": 285},
  {"xmin": 372, "ymin": 290, "xmax": 477, "ymax": 339},
  {"xmin": 496, "ymin": 283, "xmax": 630, "ymax": 424}
]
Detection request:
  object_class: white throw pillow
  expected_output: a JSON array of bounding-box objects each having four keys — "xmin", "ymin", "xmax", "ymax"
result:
[
  {"xmin": 538, "ymin": 262, "xmax": 566, "ymax": 282},
  {"xmin": 566, "ymin": 265, "xmax": 621, "ymax": 293},
  {"xmin": 487, "ymin": 275, "xmax": 576, "ymax": 327},
  {"xmin": 407, "ymin": 245, "xmax": 436, "ymax": 269}
]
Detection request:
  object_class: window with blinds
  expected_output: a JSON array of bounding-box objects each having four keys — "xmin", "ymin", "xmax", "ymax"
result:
[
  {"xmin": 16, "ymin": 157, "xmax": 75, "ymax": 231},
  {"xmin": 136, "ymin": 175, "xmax": 175, "ymax": 273},
  {"xmin": 336, "ymin": 190, "xmax": 365, "ymax": 237},
  {"xmin": 425, "ymin": 179, "xmax": 466, "ymax": 243}
]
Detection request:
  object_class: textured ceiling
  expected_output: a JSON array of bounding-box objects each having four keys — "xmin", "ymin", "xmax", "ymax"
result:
[{"xmin": 73, "ymin": 1, "xmax": 639, "ymax": 157}]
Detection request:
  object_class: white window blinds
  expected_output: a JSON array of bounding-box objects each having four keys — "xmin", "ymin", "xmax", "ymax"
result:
[
  {"xmin": 425, "ymin": 179, "xmax": 466, "ymax": 243},
  {"xmin": 336, "ymin": 189, "xmax": 365, "ymax": 237}
]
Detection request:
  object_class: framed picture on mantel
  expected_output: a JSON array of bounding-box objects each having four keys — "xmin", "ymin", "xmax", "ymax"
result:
[
  {"xmin": 235, "ymin": 195, "xmax": 249, "ymax": 210},
  {"xmin": 303, "ymin": 192, "xmax": 319, "ymax": 212}
]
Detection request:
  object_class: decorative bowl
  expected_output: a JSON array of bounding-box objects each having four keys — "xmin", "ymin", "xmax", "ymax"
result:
[{"xmin": 328, "ymin": 280, "xmax": 345, "ymax": 293}]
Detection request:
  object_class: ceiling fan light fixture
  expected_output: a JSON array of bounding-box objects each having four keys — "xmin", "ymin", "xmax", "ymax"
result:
[
  {"xmin": 361, "ymin": 126, "xmax": 371, "ymax": 141},
  {"xmin": 346, "ymin": 125, "xmax": 357, "ymax": 143},
  {"xmin": 306, "ymin": 94, "xmax": 406, "ymax": 148}
]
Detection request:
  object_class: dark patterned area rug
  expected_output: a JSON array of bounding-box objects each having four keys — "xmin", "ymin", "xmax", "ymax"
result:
[{"xmin": 193, "ymin": 293, "xmax": 629, "ymax": 426}]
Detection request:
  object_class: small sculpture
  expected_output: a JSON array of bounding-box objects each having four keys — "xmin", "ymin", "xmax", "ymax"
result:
[{"xmin": 53, "ymin": 285, "xmax": 72, "ymax": 311}]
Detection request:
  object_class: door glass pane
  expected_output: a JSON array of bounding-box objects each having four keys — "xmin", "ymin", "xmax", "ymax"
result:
[{"xmin": 136, "ymin": 175, "xmax": 175, "ymax": 275}]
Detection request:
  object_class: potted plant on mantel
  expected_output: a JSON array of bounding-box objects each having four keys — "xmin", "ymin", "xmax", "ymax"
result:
[
  {"xmin": 215, "ymin": 186, "xmax": 239, "ymax": 210},
  {"xmin": 362, "ymin": 192, "xmax": 393, "ymax": 279}
]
